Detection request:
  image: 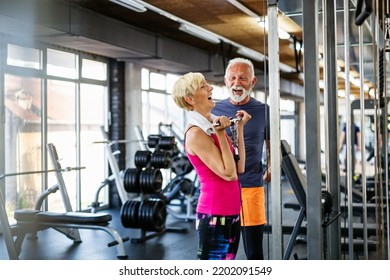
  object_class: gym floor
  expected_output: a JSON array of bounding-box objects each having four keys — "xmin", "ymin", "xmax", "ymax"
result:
[{"xmin": 0, "ymin": 178, "xmax": 383, "ymax": 260}]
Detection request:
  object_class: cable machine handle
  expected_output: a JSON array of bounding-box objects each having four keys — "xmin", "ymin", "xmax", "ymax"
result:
[{"xmin": 355, "ymin": 0, "xmax": 372, "ymax": 26}]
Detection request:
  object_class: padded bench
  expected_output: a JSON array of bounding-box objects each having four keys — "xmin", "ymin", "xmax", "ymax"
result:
[
  {"xmin": 12, "ymin": 209, "xmax": 128, "ymax": 259},
  {"xmin": 15, "ymin": 209, "xmax": 112, "ymax": 225}
]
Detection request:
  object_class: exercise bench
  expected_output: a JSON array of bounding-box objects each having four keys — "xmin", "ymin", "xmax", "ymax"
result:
[{"xmin": 1, "ymin": 143, "xmax": 128, "ymax": 259}]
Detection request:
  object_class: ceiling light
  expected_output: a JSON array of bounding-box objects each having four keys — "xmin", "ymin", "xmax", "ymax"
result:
[
  {"xmin": 237, "ymin": 47, "xmax": 264, "ymax": 62},
  {"xmin": 258, "ymin": 20, "xmax": 290, "ymax": 40},
  {"xmin": 279, "ymin": 62, "xmax": 296, "ymax": 73},
  {"xmin": 226, "ymin": 0, "xmax": 260, "ymax": 20},
  {"xmin": 278, "ymin": 29, "xmax": 291, "ymax": 40},
  {"xmin": 227, "ymin": 0, "xmax": 290, "ymax": 40},
  {"xmin": 137, "ymin": 1, "xmax": 267, "ymax": 63},
  {"xmin": 109, "ymin": 0, "xmax": 147, "ymax": 13},
  {"xmin": 179, "ymin": 24, "xmax": 220, "ymax": 44}
]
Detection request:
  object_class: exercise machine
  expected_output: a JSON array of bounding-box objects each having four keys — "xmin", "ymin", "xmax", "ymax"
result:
[
  {"xmin": 279, "ymin": 140, "xmax": 380, "ymax": 259},
  {"xmin": 279, "ymin": 140, "xmax": 341, "ymax": 259},
  {"xmin": 0, "ymin": 143, "xmax": 129, "ymax": 259}
]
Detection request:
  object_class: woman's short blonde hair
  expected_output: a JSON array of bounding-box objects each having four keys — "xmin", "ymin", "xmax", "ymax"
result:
[{"xmin": 171, "ymin": 72, "xmax": 205, "ymax": 111}]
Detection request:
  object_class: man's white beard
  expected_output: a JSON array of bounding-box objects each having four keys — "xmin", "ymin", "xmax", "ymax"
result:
[{"xmin": 228, "ymin": 86, "xmax": 250, "ymax": 103}]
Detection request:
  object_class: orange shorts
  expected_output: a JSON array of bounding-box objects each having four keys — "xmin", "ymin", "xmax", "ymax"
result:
[{"xmin": 240, "ymin": 186, "xmax": 266, "ymax": 226}]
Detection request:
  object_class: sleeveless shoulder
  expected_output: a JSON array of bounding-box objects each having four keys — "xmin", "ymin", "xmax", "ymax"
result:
[
  {"xmin": 184, "ymin": 125, "xmax": 198, "ymax": 140},
  {"xmin": 184, "ymin": 125, "xmax": 199, "ymax": 146}
]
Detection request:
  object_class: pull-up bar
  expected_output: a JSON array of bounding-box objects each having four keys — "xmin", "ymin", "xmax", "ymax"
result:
[{"xmin": 0, "ymin": 167, "xmax": 85, "ymax": 180}]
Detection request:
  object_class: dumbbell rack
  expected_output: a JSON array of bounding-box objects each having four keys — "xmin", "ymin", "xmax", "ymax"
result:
[
  {"xmin": 121, "ymin": 134, "xmax": 188, "ymax": 243},
  {"xmin": 157, "ymin": 123, "xmax": 198, "ymax": 222}
]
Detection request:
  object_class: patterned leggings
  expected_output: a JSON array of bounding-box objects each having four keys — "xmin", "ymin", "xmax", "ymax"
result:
[{"xmin": 196, "ymin": 213, "xmax": 241, "ymax": 260}]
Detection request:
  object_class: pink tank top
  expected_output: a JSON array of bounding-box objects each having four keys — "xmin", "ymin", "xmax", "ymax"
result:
[{"xmin": 185, "ymin": 132, "xmax": 241, "ymax": 216}]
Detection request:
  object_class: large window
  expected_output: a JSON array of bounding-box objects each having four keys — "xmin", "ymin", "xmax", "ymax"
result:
[
  {"xmin": 141, "ymin": 69, "xmax": 225, "ymax": 138},
  {"xmin": 7, "ymin": 44, "xmax": 42, "ymax": 70},
  {"xmin": 141, "ymin": 69, "xmax": 184, "ymax": 137},
  {"xmin": 2, "ymin": 43, "xmax": 108, "ymax": 220},
  {"xmin": 79, "ymin": 83, "xmax": 107, "ymax": 209},
  {"xmin": 46, "ymin": 79, "xmax": 77, "ymax": 211},
  {"xmin": 4, "ymin": 75, "xmax": 42, "ymax": 214},
  {"xmin": 280, "ymin": 99, "xmax": 297, "ymax": 155}
]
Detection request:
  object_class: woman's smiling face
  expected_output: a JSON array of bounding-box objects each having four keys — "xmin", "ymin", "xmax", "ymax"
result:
[{"xmin": 192, "ymin": 79, "xmax": 215, "ymax": 111}]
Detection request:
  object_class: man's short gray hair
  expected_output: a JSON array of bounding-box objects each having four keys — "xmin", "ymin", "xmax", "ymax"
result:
[{"xmin": 225, "ymin": 57, "xmax": 255, "ymax": 79}]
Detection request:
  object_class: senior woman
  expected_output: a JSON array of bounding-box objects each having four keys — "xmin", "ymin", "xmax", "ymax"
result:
[{"xmin": 171, "ymin": 72, "xmax": 251, "ymax": 260}]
